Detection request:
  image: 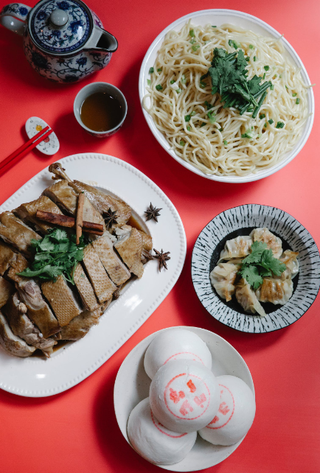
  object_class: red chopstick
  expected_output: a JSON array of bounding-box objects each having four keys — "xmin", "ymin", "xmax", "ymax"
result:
[{"xmin": 0, "ymin": 126, "xmax": 53, "ymax": 175}]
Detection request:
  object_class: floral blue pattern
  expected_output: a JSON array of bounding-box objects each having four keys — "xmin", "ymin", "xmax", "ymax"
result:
[
  {"xmin": 19, "ymin": 6, "xmax": 28, "ymax": 15},
  {"xmin": 23, "ymin": 34, "xmax": 112, "ymax": 83},
  {"xmin": 1, "ymin": 1, "xmax": 117, "ymax": 84},
  {"xmin": 1, "ymin": 3, "xmax": 30, "ymax": 18},
  {"xmin": 57, "ymin": 1, "xmax": 69, "ymax": 10},
  {"xmin": 36, "ymin": 10, "xmax": 46, "ymax": 20},
  {"xmin": 30, "ymin": 0, "xmax": 91, "ymax": 54}
]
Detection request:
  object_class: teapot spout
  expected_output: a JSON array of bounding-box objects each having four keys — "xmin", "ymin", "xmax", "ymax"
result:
[{"xmin": 85, "ymin": 26, "xmax": 118, "ymax": 53}]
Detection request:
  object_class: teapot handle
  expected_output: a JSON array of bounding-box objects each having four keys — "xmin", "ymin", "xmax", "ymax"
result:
[{"xmin": 0, "ymin": 3, "xmax": 31, "ymax": 36}]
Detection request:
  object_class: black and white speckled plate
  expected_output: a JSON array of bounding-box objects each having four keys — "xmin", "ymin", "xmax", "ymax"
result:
[{"xmin": 191, "ymin": 204, "xmax": 320, "ymax": 333}]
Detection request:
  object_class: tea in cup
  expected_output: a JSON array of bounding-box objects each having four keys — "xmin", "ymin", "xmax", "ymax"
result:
[{"xmin": 73, "ymin": 82, "xmax": 127, "ymax": 137}]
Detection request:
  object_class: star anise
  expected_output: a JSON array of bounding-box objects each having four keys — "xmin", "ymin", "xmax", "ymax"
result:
[
  {"xmin": 144, "ymin": 203, "xmax": 162, "ymax": 222},
  {"xmin": 142, "ymin": 249, "xmax": 154, "ymax": 263},
  {"xmin": 153, "ymin": 248, "xmax": 170, "ymax": 271},
  {"xmin": 104, "ymin": 208, "xmax": 118, "ymax": 229}
]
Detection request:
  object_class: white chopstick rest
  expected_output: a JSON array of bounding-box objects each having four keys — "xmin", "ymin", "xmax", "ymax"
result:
[{"xmin": 25, "ymin": 117, "xmax": 59, "ymax": 155}]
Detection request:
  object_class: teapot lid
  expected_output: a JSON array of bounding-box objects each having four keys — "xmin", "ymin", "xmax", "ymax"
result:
[{"xmin": 29, "ymin": 0, "xmax": 93, "ymax": 55}]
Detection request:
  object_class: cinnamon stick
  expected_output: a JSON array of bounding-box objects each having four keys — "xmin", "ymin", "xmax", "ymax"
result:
[
  {"xmin": 35, "ymin": 210, "xmax": 104, "ymax": 235},
  {"xmin": 76, "ymin": 192, "xmax": 85, "ymax": 244}
]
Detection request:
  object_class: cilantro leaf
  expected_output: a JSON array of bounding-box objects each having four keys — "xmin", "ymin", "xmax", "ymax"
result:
[
  {"xmin": 260, "ymin": 250, "xmax": 286, "ymax": 276},
  {"xmin": 239, "ymin": 265, "xmax": 263, "ymax": 290},
  {"xmin": 18, "ymin": 229, "xmax": 88, "ymax": 284},
  {"xmin": 206, "ymin": 47, "xmax": 271, "ymax": 117},
  {"xmin": 242, "ymin": 241, "xmax": 268, "ymax": 265},
  {"xmin": 239, "ymin": 239, "xmax": 286, "ymax": 289}
]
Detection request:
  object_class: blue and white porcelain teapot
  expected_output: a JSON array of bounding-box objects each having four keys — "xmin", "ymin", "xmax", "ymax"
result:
[{"xmin": 0, "ymin": 0, "xmax": 118, "ymax": 83}]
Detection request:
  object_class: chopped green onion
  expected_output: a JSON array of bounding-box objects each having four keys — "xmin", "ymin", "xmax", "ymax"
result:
[
  {"xmin": 200, "ymin": 81, "xmax": 206, "ymax": 88},
  {"xmin": 207, "ymin": 110, "xmax": 216, "ymax": 123},
  {"xmin": 192, "ymin": 44, "xmax": 200, "ymax": 51},
  {"xmin": 147, "ymin": 79, "xmax": 151, "ymax": 86},
  {"xmin": 176, "ymin": 88, "xmax": 181, "ymax": 93},
  {"xmin": 276, "ymin": 121, "xmax": 285, "ymax": 129},
  {"xmin": 189, "ymin": 29, "xmax": 195, "ymax": 37},
  {"xmin": 249, "ymin": 44, "xmax": 254, "ymax": 49},
  {"xmin": 149, "ymin": 67, "xmax": 154, "ymax": 74},
  {"xmin": 252, "ymin": 90, "xmax": 268, "ymax": 119},
  {"xmin": 245, "ymin": 57, "xmax": 250, "ymax": 62},
  {"xmin": 241, "ymin": 129, "xmax": 253, "ymax": 139},
  {"xmin": 223, "ymin": 140, "xmax": 228, "ymax": 145},
  {"xmin": 191, "ymin": 111, "xmax": 196, "ymax": 116},
  {"xmin": 270, "ymin": 84, "xmax": 274, "ymax": 90},
  {"xmin": 263, "ymin": 73, "xmax": 266, "ymax": 80},
  {"xmin": 181, "ymin": 75, "xmax": 186, "ymax": 84},
  {"xmin": 190, "ymin": 39, "xmax": 196, "ymax": 44},
  {"xmin": 204, "ymin": 100, "xmax": 213, "ymax": 110},
  {"xmin": 185, "ymin": 115, "xmax": 191, "ymax": 122},
  {"xmin": 253, "ymin": 56, "xmax": 257, "ymax": 61},
  {"xmin": 292, "ymin": 92, "xmax": 297, "ymax": 97},
  {"xmin": 180, "ymin": 140, "xmax": 185, "ymax": 146},
  {"xmin": 264, "ymin": 65, "xmax": 270, "ymax": 71},
  {"xmin": 259, "ymin": 113, "xmax": 266, "ymax": 119},
  {"xmin": 296, "ymin": 98, "xmax": 300, "ymax": 104},
  {"xmin": 228, "ymin": 39, "xmax": 241, "ymax": 49},
  {"xmin": 155, "ymin": 84, "xmax": 163, "ymax": 91},
  {"xmin": 170, "ymin": 79, "xmax": 176, "ymax": 84},
  {"xmin": 264, "ymin": 122, "xmax": 268, "ymax": 128},
  {"xmin": 157, "ymin": 68, "xmax": 162, "ymax": 72},
  {"xmin": 200, "ymin": 122, "xmax": 206, "ymax": 127},
  {"xmin": 268, "ymin": 119, "xmax": 274, "ymax": 124},
  {"xmin": 212, "ymin": 25, "xmax": 217, "ymax": 28},
  {"xmin": 187, "ymin": 126, "xmax": 191, "ymax": 131}
]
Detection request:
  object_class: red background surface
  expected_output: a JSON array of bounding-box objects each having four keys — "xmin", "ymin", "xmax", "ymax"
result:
[{"xmin": 0, "ymin": 0, "xmax": 319, "ymax": 472}]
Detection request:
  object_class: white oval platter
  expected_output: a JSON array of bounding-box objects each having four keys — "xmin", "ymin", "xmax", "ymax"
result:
[{"xmin": 0, "ymin": 153, "xmax": 187, "ymax": 397}]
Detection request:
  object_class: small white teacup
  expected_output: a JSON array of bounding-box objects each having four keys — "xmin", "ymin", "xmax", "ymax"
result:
[{"xmin": 73, "ymin": 82, "xmax": 127, "ymax": 138}]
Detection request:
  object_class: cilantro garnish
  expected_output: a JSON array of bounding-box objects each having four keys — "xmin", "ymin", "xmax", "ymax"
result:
[
  {"xmin": 18, "ymin": 228, "xmax": 88, "ymax": 284},
  {"xmin": 201, "ymin": 48, "xmax": 272, "ymax": 118},
  {"xmin": 238, "ymin": 241, "xmax": 286, "ymax": 290}
]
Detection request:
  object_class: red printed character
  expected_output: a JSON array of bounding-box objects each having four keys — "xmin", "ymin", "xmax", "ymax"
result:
[
  {"xmin": 179, "ymin": 399, "xmax": 194, "ymax": 416},
  {"xmin": 218, "ymin": 401, "xmax": 230, "ymax": 415},
  {"xmin": 169, "ymin": 388, "xmax": 185, "ymax": 404}
]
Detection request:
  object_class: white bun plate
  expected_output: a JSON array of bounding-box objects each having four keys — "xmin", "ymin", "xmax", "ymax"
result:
[{"xmin": 114, "ymin": 326, "xmax": 255, "ymax": 471}]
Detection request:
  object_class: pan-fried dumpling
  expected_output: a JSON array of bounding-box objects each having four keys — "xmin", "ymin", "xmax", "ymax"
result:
[
  {"xmin": 250, "ymin": 228, "xmax": 282, "ymax": 258},
  {"xmin": 256, "ymin": 278, "xmax": 293, "ymax": 305},
  {"xmin": 219, "ymin": 236, "xmax": 252, "ymax": 262},
  {"xmin": 235, "ymin": 279, "xmax": 266, "ymax": 317},
  {"xmin": 279, "ymin": 250, "xmax": 299, "ymax": 279},
  {"xmin": 210, "ymin": 263, "xmax": 239, "ymax": 302}
]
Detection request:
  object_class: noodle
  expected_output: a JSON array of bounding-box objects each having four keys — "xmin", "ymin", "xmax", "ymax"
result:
[{"xmin": 143, "ymin": 22, "xmax": 309, "ymax": 177}]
